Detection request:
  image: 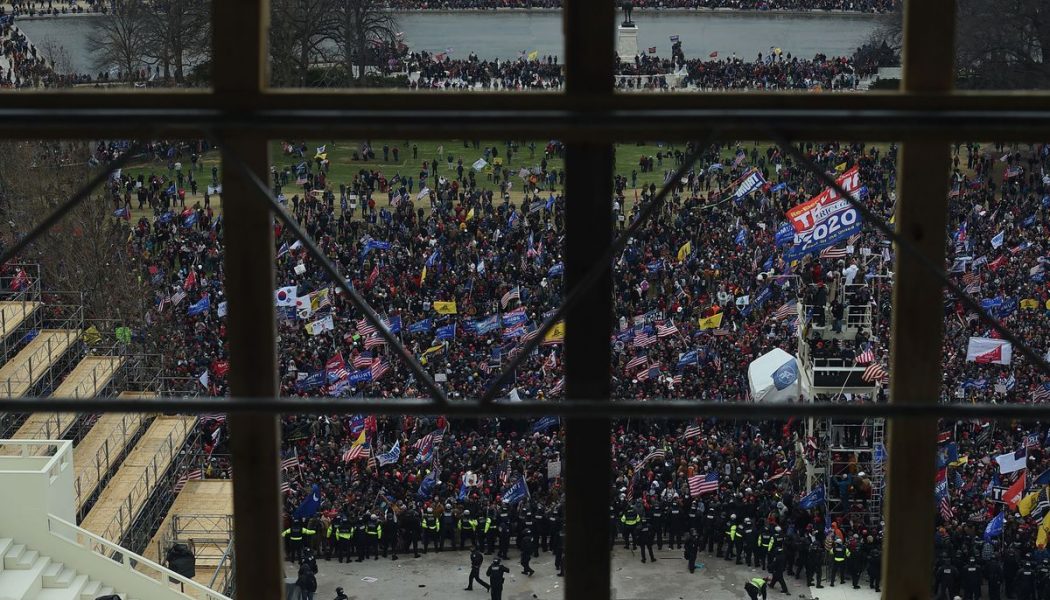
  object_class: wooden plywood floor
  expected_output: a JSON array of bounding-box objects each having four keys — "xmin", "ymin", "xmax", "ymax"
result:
[
  {"xmin": 0, "ymin": 301, "xmax": 39, "ymax": 340},
  {"xmin": 0, "ymin": 329, "xmax": 79, "ymax": 398},
  {"xmin": 79, "ymin": 415, "xmax": 195, "ymax": 539},
  {"xmin": 73, "ymin": 412, "xmax": 152, "ymax": 512}
]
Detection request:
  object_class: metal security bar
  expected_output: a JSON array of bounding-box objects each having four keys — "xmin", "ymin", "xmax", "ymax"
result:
[{"xmin": 0, "ymin": 1, "xmax": 1042, "ymax": 599}]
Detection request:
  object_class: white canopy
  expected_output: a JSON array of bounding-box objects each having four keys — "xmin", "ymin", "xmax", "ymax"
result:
[{"xmin": 748, "ymin": 348, "xmax": 801, "ymax": 403}]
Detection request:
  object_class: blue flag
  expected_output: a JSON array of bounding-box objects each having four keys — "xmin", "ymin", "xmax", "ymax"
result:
[
  {"xmin": 158, "ymin": 211, "xmax": 174, "ymax": 225},
  {"xmin": 187, "ymin": 296, "xmax": 210, "ymax": 316},
  {"xmin": 426, "ymin": 250, "xmax": 440, "ymax": 267},
  {"xmin": 548, "ymin": 263, "xmax": 564, "ymax": 277},
  {"xmin": 983, "ymin": 512, "xmax": 1004, "ymax": 542},
  {"xmin": 360, "ymin": 240, "xmax": 391, "ymax": 259},
  {"xmin": 417, "ymin": 469, "xmax": 438, "ymax": 499},
  {"xmin": 295, "ymin": 371, "xmax": 325, "ymax": 391},
  {"xmin": 501, "ymin": 477, "xmax": 530, "ymax": 505},
  {"xmin": 531, "ymin": 416, "xmax": 559, "ymax": 433},
  {"xmin": 798, "ymin": 485, "xmax": 825, "ymax": 509},
  {"xmin": 377, "ymin": 441, "xmax": 401, "ymax": 467},
  {"xmin": 771, "ymin": 358, "xmax": 799, "ymax": 391},
  {"xmin": 873, "ymin": 442, "xmax": 887, "ymax": 464},
  {"xmin": 436, "ymin": 323, "xmax": 456, "ymax": 341},
  {"xmin": 293, "ymin": 483, "xmax": 322, "ymax": 519},
  {"xmin": 774, "ymin": 222, "xmax": 795, "ymax": 246},
  {"xmin": 735, "ymin": 228, "xmax": 747, "ymax": 246},
  {"xmin": 1034, "ymin": 468, "xmax": 1050, "ymax": 487},
  {"xmin": 677, "ymin": 350, "xmax": 698, "ymax": 369},
  {"xmin": 385, "ymin": 316, "xmax": 402, "ymax": 335},
  {"xmin": 348, "ymin": 369, "xmax": 373, "ymax": 384},
  {"xmin": 408, "ymin": 318, "xmax": 433, "ymax": 334}
]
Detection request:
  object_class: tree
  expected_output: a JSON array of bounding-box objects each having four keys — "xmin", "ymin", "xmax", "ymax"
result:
[
  {"xmin": 269, "ymin": 0, "xmax": 338, "ymax": 87},
  {"xmin": 869, "ymin": 1, "xmax": 1050, "ymax": 89},
  {"xmin": 140, "ymin": 0, "xmax": 211, "ymax": 82},
  {"xmin": 331, "ymin": 0, "xmax": 399, "ymax": 86},
  {"xmin": 85, "ymin": 0, "xmax": 147, "ymax": 79}
]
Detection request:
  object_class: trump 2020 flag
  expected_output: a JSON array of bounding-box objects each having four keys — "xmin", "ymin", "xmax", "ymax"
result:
[
  {"xmin": 966, "ymin": 337, "xmax": 1013, "ymax": 365},
  {"xmin": 995, "ymin": 448, "xmax": 1027, "ymax": 474},
  {"xmin": 531, "ymin": 416, "xmax": 559, "ymax": 433},
  {"xmin": 293, "ymin": 483, "xmax": 322, "ymax": 519},
  {"xmin": 377, "ymin": 440, "xmax": 401, "ymax": 466},
  {"xmin": 798, "ymin": 485, "xmax": 825, "ymax": 509},
  {"xmin": 733, "ymin": 169, "xmax": 767, "ymax": 200},
  {"xmin": 417, "ymin": 469, "xmax": 438, "ymax": 499},
  {"xmin": 187, "ymin": 296, "xmax": 210, "ymax": 317},
  {"xmin": 501, "ymin": 477, "xmax": 530, "ymax": 505},
  {"xmin": 984, "ymin": 511, "xmax": 1005, "ymax": 542}
]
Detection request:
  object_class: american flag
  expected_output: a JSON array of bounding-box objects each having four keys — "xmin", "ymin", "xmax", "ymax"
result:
[
  {"xmin": 356, "ymin": 317, "xmax": 377, "ymax": 336},
  {"xmin": 634, "ymin": 448, "xmax": 666, "ymax": 469},
  {"xmin": 634, "ymin": 333, "xmax": 657, "ymax": 347},
  {"xmin": 500, "ymin": 287, "xmax": 520, "ymax": 308},
  {"xmin": 353, "ymin": 352, "xmax": 374, "ymax": 369},
  {"xmin": 370, "ymin": 359, "xmax": 389, "ymax": 380},
  {"xmin": 280, "ymin": 481, "xmax": 292, "ymax": 494},
  {"xmin": 364, "ymin": 335, "xmax": 387, "ymax": 349},
  {"xmin": 625, "ymin": 355, "xmax": 648, "ymax": 372},
  {"xmin": 411, "ymin": 432, "xmax": 434, "ymax": 450},
  {"xmin": 174, "ymin": 469, "xmax": 203, "ymax": 494},
  {"xmin": 712, "ymin": 328, "xmax": 731, "ymax": 337},
  {"xmin": 820, "ymin": 246, "xmax": 848, "ymax": 259},
  {"xmin": 939, "ymin": 496, "xmax": 955, "ymax": 521},
  {"xmin": 856, "ymin": 344, "xmax": 875, "ymax": 365},
  {"xmin": 200, "ymin": 413, "xmax": 226, "ymax": 424},
  {"xmin": 671, "ymin": 374, "xmax": 683, "ymax": 386},
  {"xmin": 1032, "ymin": 383, "xmax": 1050, "ymax": 403},
  {"xmin": 550, "ymin": 377, "xmax": 565, "ymax": 395},
  {"xmin": 281, "ymin": 454, "xmax": 300, "ymax": 470},
  {"xmin": 847, "ymin": 233, "xmax": 862, "ymax": 246},
  {"xmin": 688, "ymin": 473, "xmax": 719, "ymax": 496},
  {"xmin": 975, "ymin": 420, "xmax": 992, "ymax": 445},
  {"xmin": 962, "ymin": 271, "xmax": 979, "ymax": 287},
  {"xmin": 522, "ymin": 328, "xmax": 540, "ymax": 342},
  {"xmin": 774, "ymin": 301, "xmax": 798, "ymax": 320},
  {"xmin": 682, "ymin": 424, "xmax": 702, "ymax": 440},
  {"xmin": 862, "ymin": 363, "xmax": 888, "ymax": 383},
  {"xmin": 656, "ymin": 321, "xmax": 679, "ymax": 337},
  {"xmin": 343, "ymin": 443, "xmax": 371, "ymax": 462},
  {"xmin": 767, "ymin": 469, "xmax": 788, "ymax": 482}
]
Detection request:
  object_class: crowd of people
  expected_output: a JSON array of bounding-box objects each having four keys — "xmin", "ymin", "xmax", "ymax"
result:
[{"xmin": 99, "ymin": 132, "xmax": 1050, "ymax": 598}]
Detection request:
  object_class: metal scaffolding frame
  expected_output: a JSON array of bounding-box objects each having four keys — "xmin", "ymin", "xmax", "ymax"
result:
[{"xmin": 0, "ymin": 1, "xmax": 1045, "ymax": 599}]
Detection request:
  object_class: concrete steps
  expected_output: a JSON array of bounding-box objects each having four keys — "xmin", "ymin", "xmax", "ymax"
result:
[{"xmin": 0, "ymin": 538, "xmax": 140, "ymax": 600}]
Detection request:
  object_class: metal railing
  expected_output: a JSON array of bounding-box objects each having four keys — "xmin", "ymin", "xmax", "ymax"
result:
[
  {"xmin": 99, "ymin": 416, "xmax": 197, "ymax": 546},
  {"xmin": 157, "ymin": 514, "xmax": 235, "ymax": 595},
  {"xmin": 46, "ymin": 513, "xmax": 230, "ymax": 600},
  {"xmin": 74, "ymin": 412, "xmax": 153, "ymax": 518}
]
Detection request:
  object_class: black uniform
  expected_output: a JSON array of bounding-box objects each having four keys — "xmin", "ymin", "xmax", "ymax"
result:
[
  {"xmin": 867, "ymin": 546, "xmax": 882, "ymax": 592},
  {"xmin": 552, "ymin": 529, "xmax": 565, "ymax": 576},
  {"xmin": 638, "ymin": 520, "xmax": 656, "ymax": 563},
  {"xmin": 1014, "ymin": 564, "xmax": 1035, "ymax": 600},
  {"xmin": 806, "ymin": 542, "xmax": 824, "ymax": 588},
  {"xmin": 520, "ymin": 532, "xmax": 536, "ymax": 576},
  {"xmin": 984, "ymin": 557, "xmax": 1002, "ymax": 600},
  {"xmin": 684, "ymin": 531, "xmax": 699, "ymax": 573},
  {"xmin": 487, "ymin": 561, "xmax": 510, "ymax": 600},
  {"xmin": 962, "ymin": 560, "xmax": 982, "ymax": 600},
  {"xmin": 769, "ymin": 549, "xmax": 789, "ymax": 593},
  {"xmin": 466, "ymin": 548, "xmax": 490, "ymax": 591},
  {"xmin": 935, "ymin": 561, "xmax": 959, "ymax": 600},
  {"xmin": 668, "ymin": 502, "xmax": 684, "ymax": 549}
]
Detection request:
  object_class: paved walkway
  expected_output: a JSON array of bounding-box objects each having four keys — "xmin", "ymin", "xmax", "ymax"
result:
[{"xmin": 284, "ymin": 545, "xmax": 880, "ymax": 600}]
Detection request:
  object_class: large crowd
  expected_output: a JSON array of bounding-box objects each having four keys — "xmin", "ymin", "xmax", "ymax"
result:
[
  {"xmin": 94, "ymin": 132, "xmax": 1050, "ymax": 598},
  {"xmin": 383, "ymin": 0, "xmax": 899, "ymax": 12}
]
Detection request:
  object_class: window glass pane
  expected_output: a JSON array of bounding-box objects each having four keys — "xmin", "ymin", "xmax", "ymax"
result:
[
  {"xmin": 4, "ymin": 0, "xmax": 213, "ymax": 89},
  {"xmin": 612, "ymin": 416, "xmax": 887, "ymax": 597},
  {"xmin": 612, "ymin": 140, "xmax": 894, "ymax": 402},
  {"xmin": 279, "ymin": 414, "xmax": 565, "ymax": 598},
  {"xmin": 267, "ymin": 2, "xmax": 564, "ymax": 90},
  {"xmin": 614, "ymin": 7, "xmax": 900, "ymax": 92},
  {"xmin": 951, "ymin": 0, "xmax": 1050, "ymax": 90}
]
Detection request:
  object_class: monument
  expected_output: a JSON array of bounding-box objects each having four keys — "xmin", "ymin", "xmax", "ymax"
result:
[{"xmin": 618, "ymin": 1, "xmax": 638, "ymax": 59}]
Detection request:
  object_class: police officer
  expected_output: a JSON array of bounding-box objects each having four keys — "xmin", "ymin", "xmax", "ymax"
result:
[
  {"xmin": 669, "ymin": 500, "xmax": 684, "ymax": 549},
  {"xmin": 403, "ymin": 504, "xmax": 421, "ymax": 558},
  {"xmin": 1015, "ymin": 561, "xmax": 1036, "ymax": 600},
  {"xmin": 536, "ymin": 503, "xmax": 551, "ymax": 553},
  {"xmin": 440, "ymin": 505, "xmax": 455, "ymax": 551},
  {"xmin": 935, "ymin": 554, "xmax": 959, "ymax": 600},
  {"xmin": 359, "ymin": 514, "xmax": 382, "ymax": 561},
  {"xmin": 520, "ymin": 528, "xmax": 536, "ymax": 576},
  {"xmin": 620, "ymin": 507, "xmax": 640, "ymax": 550},
  {"xmin": 282, "ymin": 519, "xmax": 316, "ymax": 562},
  {"xmin": 544, "ymin": 505, "xmax": 559, "ymax": 553},
  {"xmin": 466, "ymin": 546, "xmax": 490, "ymax": 592},
  {"xmin": 806, "ymin": 540, "xmax": 824, "ymax": 589},
  {"xmin": 333, "ymin": 587, "xmax": 348, "ymax": 600},
  {"xmin": 422, "ymin": 507, "xmax": 441, "ymax": 553},
  {"xmin": 710, "ymin": 509, "xmax": 724, "ymax": 556},
  {"xmin": 740, "ymin": 517, "xmax": 756, "ymax": 566},
  {"xmin": 497, "ymin": 512, "xmax": 512, "ymax": 560},
  {"xmin": 829, "ymin": 540, "xmax": 849, "ymax": 586},
  {"xmin": 552, "ymin": 527, "xmax": 565, "ymax": 576},
  {"xmin": 484, "ymin": 507, "xmax": 499, "ymax": 554},
  {"xmin": 1004, "ymin": 544, "xmax": 1019, "ymax": 599},
  {"xmin": 755, "ymin": 525, "xmax": 774, "ymax": 570},
  {"xmin": 684, "ymin": 529, "xmax": 699, "ymax": 573},
  {"xmin": 459, "ymin": 509, "xmax": 478, "ymax": 550},
  {"xmin": 487, "ymin": 557, "xmax": 510, "ymax": 600},
  {"xmin": 744, "ymin": 576, "xmax": 770, "ymax": 600},
  {"xmin": 960, "ymin": 556, "xmax": 982, "ymax": 600},
  {"xmin": 769, "ymin": 547, "xmax": 790, "ymax": 595},
  {"xmin": 724, "ymin": 514, "xmax": 739, "ymax": 561},
  {"xmin": 638, "ymin": 517, "xmax": 656, "ymax": 563},
  {"xmin": 327, "ymin": 517, "xmax": 352, "ymax": 563},
  {"xmin": 867, "ymin": 541, "xmax": 882, "ymax": 592},
  {"xmin": 1035, "ymin": 559, "xmax": 1050, "ymax": 600},
  {"xmin": 651, "ymin": 501, "xmax": 665, "ymax": 550}
]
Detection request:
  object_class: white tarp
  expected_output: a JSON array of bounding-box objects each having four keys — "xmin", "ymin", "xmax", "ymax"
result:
[{"xmin": 747, "ymin": 347, "xmax": 801, "ymax": 403}]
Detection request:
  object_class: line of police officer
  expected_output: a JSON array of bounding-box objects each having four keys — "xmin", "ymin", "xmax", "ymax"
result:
[{"xmin": 933, "ymin": 542, "xmax": 1050, "ymax": 600}]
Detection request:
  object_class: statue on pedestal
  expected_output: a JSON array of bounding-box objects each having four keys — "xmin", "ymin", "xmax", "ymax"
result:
[{"xmin": 621, "ymin": 1, "xmax": 634, "ymax": 27}]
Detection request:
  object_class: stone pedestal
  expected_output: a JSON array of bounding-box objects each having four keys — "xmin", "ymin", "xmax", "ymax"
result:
[{"xmin": 617, "ymin": 24, "xmax": 638, "ymax": 59}]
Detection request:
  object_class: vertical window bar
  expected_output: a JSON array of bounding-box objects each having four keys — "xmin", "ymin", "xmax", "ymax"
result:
[
  {"xmin": 883, "ymin": 1, "xmax": 955, "ymax": 598},
  {"xmin": 213, "ymin": 1, "xmax": 284, "ymax": 599},
  {"xmin": 563, "ymin": 0, "xmax": 615, "ymax": 598}
]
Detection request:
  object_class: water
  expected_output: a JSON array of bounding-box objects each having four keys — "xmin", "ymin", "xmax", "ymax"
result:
[{"xmin": 17, "ymin": 11, "xmax": 879, "ymax": 74}]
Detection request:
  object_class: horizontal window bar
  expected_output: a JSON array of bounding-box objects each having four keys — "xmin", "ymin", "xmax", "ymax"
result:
[{"xmin": 2, "ymin": 397, "xmax": 1050, "ymax": 419}]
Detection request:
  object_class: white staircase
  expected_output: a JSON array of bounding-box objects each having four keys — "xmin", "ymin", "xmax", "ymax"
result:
[{"xmin": 0, "ymin": 440, "xmax": 229, "ymax": 600}]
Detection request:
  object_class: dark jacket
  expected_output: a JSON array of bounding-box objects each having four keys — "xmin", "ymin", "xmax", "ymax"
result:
[{"xmin": 487, "ymin": 562, "xmax": 510, "ymax": 586}]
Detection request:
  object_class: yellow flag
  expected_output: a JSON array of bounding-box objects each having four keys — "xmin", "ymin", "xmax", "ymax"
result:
[
  {"xmin": 433, "ymin": 301, "xmax": 458, "ymax": 315},
  {"xmin": 466, "ymin": 208, "xmax": 475, "ymax": 221},
  {"xmin": 82, "ymin": 325, "xmax": 102, "ymax": 346},
  {"xmin": 543, "ymin": 321, "xmax": 566, "ymax": 344},
  {"xmin": 310, "ymin": 288, "xmax": 330, "ymax": 312},
  {"xmin": 1038, "ymin": 511, "xmax": 1050, "ymax": 549},
  {"xmin": 528, "ymin": 50, "xmax": 538, "ymax": 61},
  {"xmin": 677, "ymin": 241, "xmax": 692, "ymax": 262},
  {"xmin": 698, "ymin": 312, "xmax": 724, "ymax": 330},
  {"xmin": 351, "ymin": 430, "xmax": 366, "ymax": 447},
  {"xmin": 315, "ymin": 152, "xmax": 327, "ymax": 161},
  {"xmin": 1018, "ymin": 488, "xmax": 1043, "ymax": 517},
  {"xmin": 835, "ymin": 162, "xmax": 847, "ymax": 173},
  {"xmin": 948, "ymin": 455, "xmax": 968, "ymax": 468},
  {"xmin": 421, "ymin": 343, "xmax": 445, "ymax": 364},
  {"xmin": 421, "ymin": 265, "xmax": 427, "ymax": 283},
  {"xmin": 1020, "ymin": 298, "xmax": 1039, "ymax": 310}
]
